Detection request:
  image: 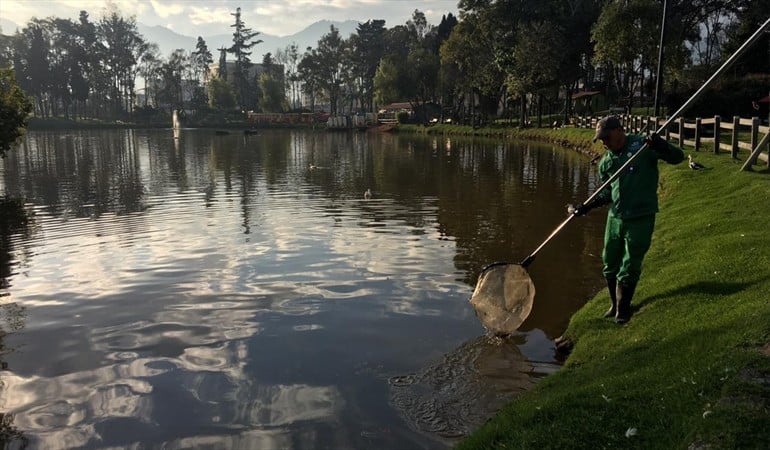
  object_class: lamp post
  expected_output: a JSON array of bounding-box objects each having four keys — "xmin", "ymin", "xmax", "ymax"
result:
[{"xmin": 653, "ymin": 0, "xmax": 668, "ymax": 118}]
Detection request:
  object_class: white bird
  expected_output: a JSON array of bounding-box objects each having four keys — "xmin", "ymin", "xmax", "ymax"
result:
[
  {"xmin": 309, "ymin": 164, "xmax": 317, "ymax": 171},
  {"xmin": 688, "ymin": 155, "xmax": 705, "ymax": 170},
  {"xmin": 364, "ymin": 188, "xmax": 372, "ymax": 199}
]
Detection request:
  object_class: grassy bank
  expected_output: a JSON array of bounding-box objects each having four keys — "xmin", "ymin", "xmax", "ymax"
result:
[
  {"xmin": 27, "ymin": 117, "xmax": 168, "ymax": 130},
  {"xmin": 436, "ymin": 126, "xmax": 769, "ymax": 449},
  {"xmin": 396, "ymin": 123, "xmax": 599, "ymax": 157}
]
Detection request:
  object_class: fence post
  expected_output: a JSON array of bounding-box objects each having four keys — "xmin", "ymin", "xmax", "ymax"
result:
[
  {"xmin": 749, "ymin": 117, "xmax": 760, "ymax": 165},
  {"xmin": 660, "ymin": 117, "xmax": 671, "ymax": 140},
  {"xmin": 731, "ymin": 116, "xmax": 740, "ymax": 159},
  {"xmin": 713, "ymin": 115, "xmax": 721, "ymax": 154},
  {"xmin": 677, "ymin": 117, "xmax": 685, "ymax": 148},
  {"xmin": 694, "ymin": 118, "xmax": 702, "ymax": 151}
]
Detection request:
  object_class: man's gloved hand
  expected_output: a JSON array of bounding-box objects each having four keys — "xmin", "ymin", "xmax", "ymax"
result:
[
  {"xmin": 646, "ymin": 133, "xmax": 669, "ymax": 154},
  {"xmin": 568, "ymin": 203, "xmax": 591, "ymax": 216}
]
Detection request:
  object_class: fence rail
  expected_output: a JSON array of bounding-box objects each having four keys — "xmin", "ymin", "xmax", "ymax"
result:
[{"xmin": 574, "ymin": 114, "xmax": 769, "ymax": 170}]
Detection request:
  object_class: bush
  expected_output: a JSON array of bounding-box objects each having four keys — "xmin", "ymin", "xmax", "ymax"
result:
[
  {"xmin": 396, "ymin": 111, "xmax": 410, "ymax": 124},
  {"xmin": 134, "ymin": 105, "xmax": 168, "ymax": 123}
]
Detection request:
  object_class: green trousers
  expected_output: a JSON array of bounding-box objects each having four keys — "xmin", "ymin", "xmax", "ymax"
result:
[{"xmin": 602, "ymin": 214, "xmax": 656, "ymax": 285}]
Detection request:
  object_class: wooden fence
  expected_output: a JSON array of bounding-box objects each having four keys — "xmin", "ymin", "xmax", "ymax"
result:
[{"xmin": 574, "ymin": 115, "xmax": 770, "ymax": 170}]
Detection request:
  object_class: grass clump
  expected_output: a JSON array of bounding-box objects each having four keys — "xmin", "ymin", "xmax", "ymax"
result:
[{"xmin": 457, "ymin": 141, "xmax": 770, "ymax": 449}]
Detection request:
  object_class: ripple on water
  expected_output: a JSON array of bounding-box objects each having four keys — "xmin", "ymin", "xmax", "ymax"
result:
[{"xmin": 388, "ymin": 335, "xmax": 537, "ymax": 440}]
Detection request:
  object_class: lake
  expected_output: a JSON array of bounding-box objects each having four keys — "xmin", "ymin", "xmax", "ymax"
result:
[{"xmin": 0, "ymin": 129, "xmax": 605, "ymax": 449}]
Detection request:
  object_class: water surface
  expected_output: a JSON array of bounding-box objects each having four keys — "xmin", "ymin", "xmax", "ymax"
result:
[{"xmin": 0, "ymin": 129, "xmax": 605, "ymax": 449}]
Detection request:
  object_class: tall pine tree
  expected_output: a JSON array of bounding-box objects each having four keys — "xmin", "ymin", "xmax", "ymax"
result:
[{"xmin": 226, "ymin": 7, "xmax": 262, "ymax": 111}]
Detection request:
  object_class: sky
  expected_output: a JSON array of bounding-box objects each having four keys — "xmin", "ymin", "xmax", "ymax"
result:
[{"xmin": 0, "ymin": 0, "xmax": 459, "ymax": 37}]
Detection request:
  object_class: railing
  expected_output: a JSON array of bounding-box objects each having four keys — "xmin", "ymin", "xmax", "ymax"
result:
[{"xmin": 574, "ymin": 114, "xmax": 770, "ymax": 169}]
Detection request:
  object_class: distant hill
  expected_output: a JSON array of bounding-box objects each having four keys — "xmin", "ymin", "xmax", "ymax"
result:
[{"xmin": 137, "ymin": 20, "xmax": 360, "ymax": 60}]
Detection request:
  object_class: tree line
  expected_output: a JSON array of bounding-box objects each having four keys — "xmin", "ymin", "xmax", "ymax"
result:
[{"xmin": 0, "ymin": 1, "xmax": 767, "ymax": 125}]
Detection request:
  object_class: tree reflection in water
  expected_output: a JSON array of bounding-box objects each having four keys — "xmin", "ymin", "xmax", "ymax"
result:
[{"xmin": 0, "ymin": 198, "xmax": 29, "ymax": 449}]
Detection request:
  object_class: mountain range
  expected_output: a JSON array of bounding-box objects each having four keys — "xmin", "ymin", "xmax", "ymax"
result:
[
  {"xmin": 0, "ymin": 18, "xmax": 361, "ymax": 60},
  {"xmin": 137, "ymin": 20, "xmax": 360, "ymax": 60}
]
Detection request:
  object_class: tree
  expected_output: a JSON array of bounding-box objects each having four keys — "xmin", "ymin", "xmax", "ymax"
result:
[
  {"xmin": 138, "ymin": 43, "xmax": 160, "ymax": 107},
  {"xmin": 217, "ymin": 47, "xmax": 227, "ymax": 80},
  {"xmin": 507, "ymin": 21, "xmax": 566, "ymax": 125},
  {"xmin": 406, "ymin": 47, "xmax": 440, "ymax": 121},
  {"xmin": 720, "ymin": 0, "xmax": 769, "ymax": 76},
  {"xmin": 192, "ymin": 36, "xmax": 214, "ymax": 84},
  {"xmin": 373, "ymin": 55, "xmax": 404, "ymax": 106},
  {"xmin": 0, "ymin": 32, "xmax": 12, "ymax": 68},
  {"xmin": 373, "ymin": 10, "xmax": 440, "ymax": 122},
  {"xmin": 439, "ymin": 11, "xmax": 503, "ymax": 123},
  {"xmin": 0, "ymin": 68, "xmax": 32, "ymax": 157},
  {"xmin": 208, "ymin": 76, "xmax": 236, "ymax": 110},
  {"xmin": 314, "ymin": 25, "xmax": 348, "ymax": 115},
  {"xmin": 97, "ymin": 8, "xmax": 147, "ymax": 118},
  {"xmin": 17, "ymin": 19, "xmax": 52, "ymax": 116},
  {"xmin": 435, "ymin": 13, "xmax": 458, "ymax": 50},
  {"xmin": 406, "ymin": 9, "xmax": 429, "ymax": 41},
  {"xmin": 549, "ymin": 0, "xmax": 602, "ymax": 120},
  {"xmin": 298, "ymin": 48, "xmax": 323, "ymax": 112},
  {"xmin": 157, "ymin": 49, "xmax": 187, "ymax": 113},
  {"xmin": 73, "ymin": 10, "xmax": 103, "ymax": 118},
  {"xmin": 349, "ymin": 20, "xmax": 386, "ymax": 112},
  {"xmin": 259, "ymin": 72, "xmax": 286, "ymax": 112},
  {"xmin": 275, "ymin": 43, "xmax": 301, "ymax": 110},
  {"xmin": 49, "ymin": 18, "xmax": 78, "ymax": 117},
  {"xmin": 591, "ymin": 0, "xmax": 660, "ymax": 108},
  {"xmin": 0, "ymin": 0, "xmax": 751, "ymax": 125},
  {"xmin": 227, "ymin": 7, "xmax": 262, "ymax": 111}
]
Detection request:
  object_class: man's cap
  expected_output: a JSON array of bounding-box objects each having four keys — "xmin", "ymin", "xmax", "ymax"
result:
[{"xmin": 593, "ymin": 116, "xmax": 622, "ymax": 142}]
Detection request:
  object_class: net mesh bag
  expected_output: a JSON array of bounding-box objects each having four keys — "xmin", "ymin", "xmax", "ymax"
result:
[{"xmin": 470, "ymin": 264, "xmax": 535, "ymax": 336}]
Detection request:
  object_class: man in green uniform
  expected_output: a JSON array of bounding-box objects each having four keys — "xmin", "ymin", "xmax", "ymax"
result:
[{"xmin": 570, "ymin": 116, "xmax": 684, "ymax": 323}]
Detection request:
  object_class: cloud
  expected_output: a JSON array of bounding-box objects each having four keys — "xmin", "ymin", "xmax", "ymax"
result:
[
  {"xmin": 62, "ymin": 0, "xmax": 150, "ymax": 18},
  {"xmin": 0, "ymin": 0, "xmax": 151, "ymax": 25},
  {"xmin": 150, "ymin": 0, "xmax": 184, "ymax": 18},
  {"xmin": 0, "ymin": 0, "xmax": 458, "ymax": 38},
  {"xmin": 188, "ymin": 5, "xmax": 233, "ymax": 27}
]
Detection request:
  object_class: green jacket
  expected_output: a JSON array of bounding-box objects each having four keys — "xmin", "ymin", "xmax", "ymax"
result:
[{"xmin": 594, "ymin": 134, "xmax": 684, "ymax": 219}]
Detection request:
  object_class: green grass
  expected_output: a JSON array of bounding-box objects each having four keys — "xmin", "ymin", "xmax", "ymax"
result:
[
  {"xmin": 440, "ymin": 128, "xmax": 769, "ymax": 449},
  {"xmin": 397, "ymin": 123, "xmax": 599, "ymax": 156}
]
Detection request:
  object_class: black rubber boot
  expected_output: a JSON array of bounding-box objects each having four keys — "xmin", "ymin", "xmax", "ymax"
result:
[
  {"xmin": 615, "ymin": 282, "xmax": 637, "ymax": 324},
  {"xmin": 604, "ymin": 278, "xmax": 618, "ymax": 318}
]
